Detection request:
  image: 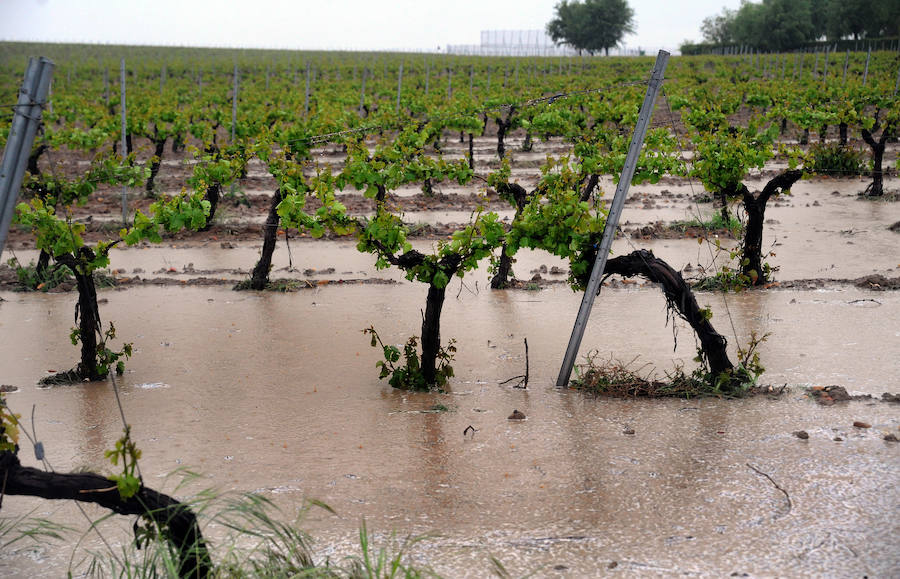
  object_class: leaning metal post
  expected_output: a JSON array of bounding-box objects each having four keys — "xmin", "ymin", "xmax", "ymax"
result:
[
  {"xmin": 555, "ymin": 50, "xmax": 669, "ymax": 388},
  {"xmin": 0, "ymin": 57, "xmax": 54, "ymax": 259}
]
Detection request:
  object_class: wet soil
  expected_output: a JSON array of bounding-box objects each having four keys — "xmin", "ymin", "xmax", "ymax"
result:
[{"xmin": 1, "ymin": 137, "xmax": 899, "ymax": 577}]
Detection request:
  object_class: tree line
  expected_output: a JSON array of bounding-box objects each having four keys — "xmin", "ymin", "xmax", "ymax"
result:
[{"xmin": 693, "ymin": 0, "xmax": 899, "ymax": 52}]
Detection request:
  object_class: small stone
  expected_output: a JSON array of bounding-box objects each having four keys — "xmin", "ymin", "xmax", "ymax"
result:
[
  {"xmin": 825, "ymin": 386, "xmax": 852, "ymax": 401},
  {"xmin": 883, "ymin": 433, "xmax": 898, "ymax": 442},
  {"xmin": 794, "ymin": 430, "xmax": 809, "ymax": 440},
  {"xmin": 608, "ymin": 561, "xmax": 618, "ymax": 569},
  {"xmin": 508, "ymin": 410, "xmax": 526, "ymax": 420},
  {"xmin": 530, "ymin": 273, "xmax": 542, "ymax": 282},
  {"xmin": 853, "ymin": 421, "xmax": 871, "ymax": 429},
  {"xmin": 834, "ymin": 436, "xmax": 844, "ymax": 442},
  {"xmin": 623, "ymin": 428, "xmax": 635, "ymax": 435}
]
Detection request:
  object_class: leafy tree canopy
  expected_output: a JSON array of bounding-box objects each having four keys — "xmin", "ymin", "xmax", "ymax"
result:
[
  {"xmin": 547, "ymin": 0, "xmax": 636, "ymax": 56},
  {"xmin": 695, "ymin": 0, "xmax": 899, "ymax": 51}
]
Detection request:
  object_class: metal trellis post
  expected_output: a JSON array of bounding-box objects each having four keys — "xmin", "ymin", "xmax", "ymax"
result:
[
  {"xmin": 120, "ymin": 58, "xmax": 128, "ymax": 225},
  {"xmin": 555, "ymin": 50, "xmax": 669, "ymax": 388},
  {"xmin": 0, "ymin": 57, "xmax": 55, "ymax": 258}
]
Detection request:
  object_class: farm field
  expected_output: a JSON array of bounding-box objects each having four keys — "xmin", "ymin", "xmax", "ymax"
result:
[{"xmin": 1, "ymin": 43, "xmax": 899, "ymax": 577}]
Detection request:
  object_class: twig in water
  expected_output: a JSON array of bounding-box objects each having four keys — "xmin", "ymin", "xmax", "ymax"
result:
[
  {"xmin": 746, "ymin": 462, "xmax": 792, "ymax": 516},
  {"xmin": 498, "ymin": 338, "xmax": 529, "ymax": 388},
  {"xmin": 463, "ymin": 425, "xmax": 478, "ymax": 437},
  {"xmin": 284, "ymin": 228, "xmax": 294, "ymax": 271},
  {"xmin": 456, "ymin": 279, "xmax": 478, "ymax": 299}
]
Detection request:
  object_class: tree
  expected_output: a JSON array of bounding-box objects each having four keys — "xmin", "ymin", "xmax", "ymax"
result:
[
  {"xmin": 701, "ymin": 7, "xmax": 737, "ymax": 44},
  {"xmin": 547, "ymin": 0, "xmax": 635, "ymax": 56},
  {"xmin": 732, "ymin": 0, "xmax": 817, "ymax": 52}
]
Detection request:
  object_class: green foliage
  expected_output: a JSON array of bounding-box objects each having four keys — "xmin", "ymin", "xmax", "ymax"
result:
[
  {"xmin": 732, "ymin": 331, "xmax": 768, "ymax": 390},
  {"xmin": 547, "ymin": 0, "xmax": 636, "ymax": 55},
  {"xmin": 808, "ymin": 143, "xmax": 867, "ymax": 176},
  {"xmin": 6, "ymin": 257, "xmax": 73, "ymax": 291},
  {"xmin": 23, "ymin": 153, "xmax": 149, "ymax": 208},
  {"xmin": 70, "ymin": 322, "xmax": 133, "ymax": 377},
  {"xmin": 690, "ymin": 121, "xmax": 777, "ymax": 197},
  {"xmin": 122, "ymin": 192, "xmax": 211, "ymax": 245},
  {"xmin": 0, "ymin": 400, "xmax": 21, "ymax": 453},
  {"xmin": 572, "ymin": 331, "xmax": 767, "ymax": 398},
  {"xmin": 354, "ymin": 519, "xmax": 434, "ymax": 579},
  {"xmin": 104, "ymin": 425, "xmax": 142, "ymax": 500},
  {"xmin": 692, "ymin": 238, "xmax": 773, "ymax": 291},
  {"xmin": 506, "ymin": 156, "xmax": 608, "ymax": 289},
  {"xmin": 15, "ymin": 199, "xmax": 88, "ymax": 260},
  {"xmin": 364, "ymin": 327, "xmax": 456, "ymax": 391}
]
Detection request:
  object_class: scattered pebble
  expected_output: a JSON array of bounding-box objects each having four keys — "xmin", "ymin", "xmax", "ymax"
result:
[
  {"xmin": 794, "ymin": 430, "xmax": 809, "ymax": 440},
  {"xmin": 853, "ymin": 421, "xmax": 871, "ymax": 429},
  {"xmin": 508, "ymin": 410, "xmax": 526, "ymax": 420},
  {"xmin": 623, "ymin": 428, "xmax": 635, "ymax": 435},
  {"xmin": 834, "ymin": 436, "xmax": 844, "ymax": 442},
  {"xmin": 884, "ymin": 433, "xmax": 898, "ymax": 443}
]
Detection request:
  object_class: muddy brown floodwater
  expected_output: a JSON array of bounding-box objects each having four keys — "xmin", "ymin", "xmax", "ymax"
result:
[
  {"xmin": 1, "ymin": 282, "xmax": 898, "ymax": 577},
  {"xmin": 1, "ymin": 140, "xmax": 899, "ymax": 576}
]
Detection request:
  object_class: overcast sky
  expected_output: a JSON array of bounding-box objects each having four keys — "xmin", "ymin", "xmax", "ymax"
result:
[{"xmin": 0, "ymin": 0, "xmax": 743, "ymax": 52}]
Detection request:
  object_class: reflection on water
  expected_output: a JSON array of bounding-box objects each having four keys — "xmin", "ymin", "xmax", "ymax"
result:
[{"xmin": 0, "ymin": 285, "xmax": 897, "ymax": 577}]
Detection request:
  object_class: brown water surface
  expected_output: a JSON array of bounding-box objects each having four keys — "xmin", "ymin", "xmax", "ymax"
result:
[{"xmin": 0, "ymin": 283, "xmax": 897, "ymax": 577}]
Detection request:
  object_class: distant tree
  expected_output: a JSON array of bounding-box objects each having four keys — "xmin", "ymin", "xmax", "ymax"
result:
[
  {"xmin": 810, "ymin": 0, "xmax": 829, "ymax": 40},
  {"xmin": 731, "ymin": 0, "xmax": 816, "ymax": 51},
  {"xmin": 700, "ymin": 7, "xmax": 737, "ymax": 44},
  {"xmin": 826, "ymin": 0, "xmax": 900, "ymax": 39},
  {"xmin": 825, "ymin": 0, "xmax": 871, "ymax": 39},
  {"xmin": 547, "ymin": 0, "xmax": 636, "ymax": 56}
]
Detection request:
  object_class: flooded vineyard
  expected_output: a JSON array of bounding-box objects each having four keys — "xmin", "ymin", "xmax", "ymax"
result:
[{"xmin": 2, "ymin": 154, "xmax": 899, "ymax": 575}]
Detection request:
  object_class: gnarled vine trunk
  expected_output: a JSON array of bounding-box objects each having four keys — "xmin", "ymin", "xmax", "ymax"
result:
[
  {"xmin": 605, "ymin": 250, "xmax": 734, "ymax": 377},
  {"xmin": 199, "ymin": 183, "xmax": 220, "ymax": 232},
  {"xmin": 861, "ymin": 125, "xmax": 892, "ymax": 197},
  {"xmin": 495, "ymin": 105, "xmax": 517, "ymax": 161},
  {"xmin": 0, "ymin": 452, "xmax": 212, "ymax": 578},
  {"xmin": 248, "ymin": 188, "xmax": 283, "ymax": 290},
  {"xmin": 491, "ymin": 182, "xmax": 529, "ymax": 289},
  {"xmin": 741, "ymin": 169, "xmax": 802, "ymax": 285},
  {"xmin": 420, "ymin": 284, "xmax": 446, "ymax": 385},
  {"xmin": 145, "ymin": 135, "xmax": 167, "ymax": 194},
  {"xmin": 580, "ymin": 174, "xmax": 600, "ymax": 202},
  {"xmin": 56, "ymin": 249, "xmax": 104, "ymax": 380}
]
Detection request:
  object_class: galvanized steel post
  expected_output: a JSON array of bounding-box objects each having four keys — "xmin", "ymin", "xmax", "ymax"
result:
[
  {"xmin": 555, "ymin": 50, "xmax": 669, "ymax": 388},
  {"xmin": 120, "ymin": 58, "xmax": 128, "ymax": 225},
  {"xmin": 0, "ymin": 57, "xmax": 54, "ymax": 258}
]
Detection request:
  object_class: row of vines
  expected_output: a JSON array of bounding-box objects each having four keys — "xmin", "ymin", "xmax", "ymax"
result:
[{"xmin": 2, "ymin": 43, "xmax": 898, "ymax": 388}]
